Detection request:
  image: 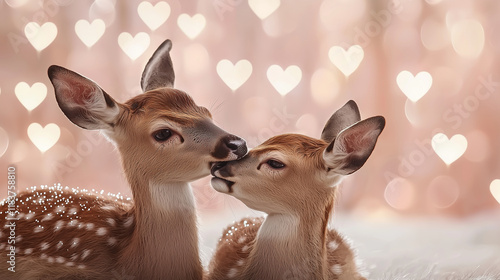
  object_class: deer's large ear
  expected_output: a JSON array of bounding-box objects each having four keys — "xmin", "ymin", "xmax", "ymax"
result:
[
  {"xmin": 141, "ymin": 39, "xmax": 175, "ymax": 92},
  {"xmin": 323, "ymin": 116, "xmax": 385, "ymax": 175},
  {"xmin": 48, "ymin": 65, "xmax": 121, "ymax": 130},
  {"xmin": 321, "ymin": 100, "xmax": 361, "ymax": 143}
]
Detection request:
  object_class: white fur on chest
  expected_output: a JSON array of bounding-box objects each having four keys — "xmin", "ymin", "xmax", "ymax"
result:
[{"xmin": 149, "ymin": 181, "xmax": 196, "ymax": 212}]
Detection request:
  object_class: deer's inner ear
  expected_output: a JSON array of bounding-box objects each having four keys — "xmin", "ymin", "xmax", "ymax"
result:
[{"xmin": 48, "ymin": 65, "xmax": 120, "ymax": 130}]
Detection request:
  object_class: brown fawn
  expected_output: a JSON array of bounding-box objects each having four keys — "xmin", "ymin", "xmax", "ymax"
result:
[
  {"xmin": 0, "ymin": 40, "xmax": 247, "ymax": 279},
  {"xmin": 208, "ymin": 101, "xmax": 384, "ymax": 280}
]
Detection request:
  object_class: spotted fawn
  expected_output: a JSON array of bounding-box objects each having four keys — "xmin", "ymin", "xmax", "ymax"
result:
[
  {"xmin": 208, "ymin": 101, "xmax": 384, "ymax": 280},
  {"xmin": 0, "ymin": 39, "xmax": 247, "ymax": 280}
]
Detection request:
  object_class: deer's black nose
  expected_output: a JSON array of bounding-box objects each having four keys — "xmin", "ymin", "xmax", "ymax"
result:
[
  {"xmin": 224, "ymin": 136, "xmax": 247, "ymax": 158},
  {"xmin": 212, "ymin": 135, "xmax": 247, "ymax": 160}
]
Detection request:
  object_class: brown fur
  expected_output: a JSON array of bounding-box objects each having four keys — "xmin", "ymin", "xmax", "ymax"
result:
[
  {"xmin": 208, "ymin": 131, "xmax": 379, "ymax": 279},
  {"xmin": 1, "ymin": 89, "xmax": 245, "ymax": 279},
  {"xmin": 122, "ymin": 89, "xmax": 212, "ymax": 126},
  {"xmin": 0, "ymin": 185, "xmax": 134, "ymax": 279},
  {"xmin": 208, "ymin": 217, "xmax": 364, "ymax": 280},
  {"xmin": 33, "ymin": 42, "xmax": 248, "ymax": 279}
]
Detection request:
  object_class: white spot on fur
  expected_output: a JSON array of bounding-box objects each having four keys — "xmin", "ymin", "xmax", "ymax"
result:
[
  {"xmin": 86, "ymin": 223, "xmax": 95, "ymax": 230},
  {"xmin": 241, "ymin": 245, "xmax": 250, "ymax": 252},
  {"xmin": 101, "ymin": 205, "xmax": 116, "ymax": 211},
  {"xmin": 67, "ymin": 220, "xmax": 79, "ymax": 227},
  {"xmin": 107, "ymin": 237, "xmax": 117, "ymax": 245},
  {"xmin": 25, "ymin": 212, "xmax": 35, "ymax": 220},
  {"xmin": 0, "ymin": 243, "xmax": 5, "ymax": 250},
  {"xmin": 56, "ymin": 241, "xmax": 64, "ymax": 250},
  {"xmin": 54, "ymin": 220, "xmax": 64, "ymax": 232},
  {"xmin": 238, "ymin": 236, "xmax": 247, "ymax": 244},
  {"xmin": 65, "ymin": 261, "xmax": 75, "ymax": 267},
  {"xmin": 236, "ymin": 259, "xmax": 245, "ymax": 266},
  {"xmin": 328, "ymin": 240, "xmax": 339, "ymax": 251},
  {"xmin": 40, "ymin": 242, "xmax": 49, "ymax": 251},
  {"xmin": 34, "ymin": 226, "xmax": 44, "ymax": 233},
  {"xmin": 16, "ymin": 235, "xmax": 22, "ymax": 242},
  {"xmin": 123, "ymin": 216, "xmax": 134, "ymax": 227},
  {"xmin": 106, "ymin": 218, "xmax": 116, "ymax": 226},
  {"xmin": 96, "ymin": 227, "xmax": 108, "ymax": 236},
  {"xmin": 81, "ymin": 249, "xmax": 91, "ymax": 260},
  {"xmin": 24, "ymin": 248, "xmax": 34, "ymax": 254},
  {"xmin": 56, "ymin": 256, "xmax": 65, "ymax": 263},
  {"xmin": 69, "ymin": 207, "xmax": 78, "ymax": 214},
  {"xmin": 47, "ymin": 256, "xmax": 54, "ymax": 263},
  {"xmin": 71, "ymin": 238, "xmax": 80, "ymax": 248},
  {"xmin": 331, "ymin": 264, "xmax": 342, "ymax": 275},
  {"xmin": 227, "ymin": 267, "xmax": 239, "ymax": 278},
  {"xmin": 77, "ymin": 264, "xmax": 86, "ymax": 269}
]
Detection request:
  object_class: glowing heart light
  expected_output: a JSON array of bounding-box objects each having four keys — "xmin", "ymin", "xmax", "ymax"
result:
[
  {"xmin": 216, "ymin": 60, "xmax": 253, "ymax": 91},
  {"xmin": 397, "ymin": 71, "xmax": 433, "ymax": 102},
  {"xmin": 0, "ymin": 126, "xmax": 8, "ymax": 158},
  {"xmin": 177, "ymin": 14, "xmax": 206, "ymax": 39},
  {"xmin": 490, "ymin": 179, "xmax": 500, "ymax": 204},
  {"xmin": 248, "ymin": 0, "xmax": 280, "ymax": 19},
  {"xmin": 328, "ymin": 45, "xmax": 364, "ymax": 77},
  {"xmin": 118, "ymin": 32, "xmax": 150, "ymax": 60},
  {"xmin": 431, "ymin": 133, "xmax": 467, "ymax": 165},
  {"xmin": 267, "ymin": 65, "xmax": 302, "ymax": 96},
  {"xmin": 24, "ymin": 22, "xmax": 57, "ymax": 51},
  {"xmin": 75, "ymin": 19, "xmax": 105, "ymax": 47},
  {"xmin": 15, "ymin": 82, "xmax": 47, "ymax": 111},
  {"xmin": 138, "ymin": 1, "xmax": 170, "ymax": 31},
  {"xmin": 27, "ymin": 123, "xmax": 61, "ymax": 153}
]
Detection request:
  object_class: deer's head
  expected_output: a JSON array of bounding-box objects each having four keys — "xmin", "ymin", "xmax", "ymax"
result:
[
  {"xmin": 211, "ymin": 101, "xmax": 384, "ymax": 214},
  {"xmin": 48, "ymin": 40, "xmax": 247, "ymax": 184}
]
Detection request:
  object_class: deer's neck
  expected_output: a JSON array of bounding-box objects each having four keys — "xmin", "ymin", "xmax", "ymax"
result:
[
  {"xmin": 121, "ymin": 180, "xmax": 202, "ymax": 280},
  {"xmin": 244, "ymin": 199, "xmax": 334, "ymax": 280}
]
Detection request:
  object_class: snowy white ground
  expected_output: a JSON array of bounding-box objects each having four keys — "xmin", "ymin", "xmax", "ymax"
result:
[{"xmin": 199, "ymin": 208, "xmax": 500, "ymax": 280}]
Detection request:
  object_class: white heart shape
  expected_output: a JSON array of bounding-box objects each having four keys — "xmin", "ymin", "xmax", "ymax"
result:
[
  {"xmin": 329, "ymin": 45, "xmax": 364, "ymax": 77},
  {"xmin": 118, "ymin": 32, "xmax": 151, "ymax": 60},
  {"xmin": 217, "ymin": 60, "xmax": 253, "ymax": 91},
  {"xmin": 0, "ymin": 126, "xmax": 8, "ymax": 158},
  {"xmin": 138, "ymin": 1, "xmax": 170, "ymax": 30},
  {"xmin": 397, "ymin": 71, "xmax": 433, "ymax": 102},
  {"xmin": 431, "ymin": 133, "xmax": 467, "ymax": 165},
  {"xmin": 490, "ymin": 179, "xmax": 500, "ymax": 204},
  {"xmin": 75, "ymin": 19, "xmax": 105, "ymax": 47},
  {"xmin": 15, "ymin": 82, "xmax": 47, "ymax": 111},
  {"xmin": 248, "ymin": 0, "xmax": 280, "ymax": 19},
  {"xmin": 177, "ymin": 14, "xmax": 206, "ymax": 39},
  {"xmin": 267, "ymin": 65, "xmax": 302, "ymax": 96},
  {"xmin": 24, "ymin": 22, "xmax": 57, "ymax": 51},
  {"xmin": 27, "ymin": 123, "xmax": 60, "ymax": 153}
]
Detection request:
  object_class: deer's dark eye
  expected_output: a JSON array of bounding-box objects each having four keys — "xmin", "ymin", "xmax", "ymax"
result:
[
  {"xmin": 267, "ymin": 159, "xmax": 285, "ymax": 169},
  {"xmin": 153, "ymin": 129, "xmax": 172, "ymax": 142}
]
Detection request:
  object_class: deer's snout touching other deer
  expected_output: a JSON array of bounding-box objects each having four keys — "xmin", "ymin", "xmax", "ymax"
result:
[
  {"xmin": 208, "ymin": 101, "xmax": 384, "ymax": 280},
  {"xmin": 0, "ymin": 40, "xmax": 247, "ymax": 280}
]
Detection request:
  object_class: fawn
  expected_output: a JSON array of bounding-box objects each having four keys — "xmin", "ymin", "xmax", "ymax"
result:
[
  {"xmin": 208, "ymin": 100, "xmax": 384, "ymax": 280},
  {"xmin": 0, "ymin": 40, "xmax": 247, "ymax": 279}
]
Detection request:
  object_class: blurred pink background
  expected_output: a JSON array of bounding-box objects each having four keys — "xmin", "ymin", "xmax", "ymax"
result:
[{"xmin": 1, "ymin": 0, "xmax": 499, "ymax": 220}]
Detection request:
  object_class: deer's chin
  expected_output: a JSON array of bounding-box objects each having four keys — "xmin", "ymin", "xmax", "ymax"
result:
[{"xmin": 211, "ymin": 177, "xmax": 235, "ymax": 194}]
